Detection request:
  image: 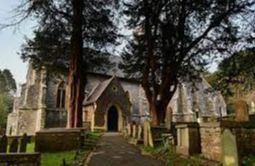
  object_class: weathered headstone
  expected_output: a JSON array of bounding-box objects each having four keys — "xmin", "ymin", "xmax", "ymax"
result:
[
  {"xmin": 137, "ymin": 125, "xmax": 142, "ymax": 140},
  {"xmin": 143, "ymin": 120, "xmax": 153, "ymax": 147},
  {"xmin": 148, "ymin": 122, "xmax": 153, "ymax": 147},
  {"xmin": 9, "ymin": 138, "xmax": 19, "ymax": 153},
  {"xmin": 20, "ymin": 133, "xmax": 28, "ymax": 152},
  {"xmin": 132, "ymin": 125, "xmax": 136, "ymax": 138},
  {"xmin": 127, "ymin": 124, "xmax": 131, "ymax": 137},
  {"xmin": 235, "ymin": 100, "xmax": 249, "ymax": 122},
  {"xmin": 143, "ymin": 120, "xmax": 149, "ymax": 146},
  {"xmin": 222, "ymin": 129, "xmax": 239, "ymax": 166},
  {"xmin": 250, "ymin": 101, "xmax": 255, "ymax": 114},
  {"xmin": 0, "ymin": 135, "xmax": 8, "ymax": 153}
]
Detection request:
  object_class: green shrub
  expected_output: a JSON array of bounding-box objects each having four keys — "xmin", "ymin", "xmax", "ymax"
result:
[{"xmin": 227, "ymin": 103, "xmax": 236, "ymax": 114}]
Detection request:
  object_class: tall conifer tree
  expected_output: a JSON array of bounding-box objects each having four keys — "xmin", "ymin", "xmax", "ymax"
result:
[
  {"xmin": 14, "ymin": 0, "xmax": 119, "ymax": 127},
  {"xmin": 121, "ymin": 0, "xmax": 255, "ymax": 125}
]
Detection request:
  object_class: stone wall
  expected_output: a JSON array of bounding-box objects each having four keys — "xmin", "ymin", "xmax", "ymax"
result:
[
  {"xmin": 83, "ymin": 105, "xmax": 94, "ymax": 130},
  {"xmin": 169, "ymin": 79, "xmax": 226, "ymax": 123},
  {"xmin": 235, "ymin": 128, "xmax": 255, "ymax": 157},
  {"xmin": 45, "ymin": 109, "xmax": 67, "ymax": 128},
  {"xmin": 200, "ymin": 123, "xmax": 222, "ymax": 161},
  {"xmin": 45, "ymin": 74, "xmax": 66, "ymax": 108},
  {"xmin": 6, "ymin": 110, "xmax": 38, "ymax": 136},
  {"xmin": 17, "ymin": 110, "xmax": 38, "ymax": 136},
  {"xmin": 35, "ymin": 128, "xmax": 83, "ymax": 152},
  {"xmin": 25, "ymin": 84, "xmax": 40, "ymax": 108},
  {"xmin": 44, "ymin": 74, "xmax": 67, "ymax": 128},
  {"xmin": 176, "ymin": 123, "xmax": 200, "ymax": 156},
  {"xmin": 172, "ymin": 113, "xmax": 196, "ymax": 122},
  {"xmin": 6, "ymin": 113, "xmax": 18, "ymax": 136},
  {"xmin": 200, "ymin": 122, "xmax": 255, "ymax": 162}
]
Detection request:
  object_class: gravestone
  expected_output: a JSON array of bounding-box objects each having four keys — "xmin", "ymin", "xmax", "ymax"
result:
[
  {"xmin": 9, "ymin": 138, "xmax": 19, "ymax": 153},
  {"xmin": 222, "ymin": 129, "xmax": 239, "ymax": 166},
  {"xmin": 143, "ymin": 120, "xmax": 153, "ymax": 147},
  {"xmin": 127, "ymin": 124, "xmax": 131, "ymax": 136},
  {"xmin": 235, "ymin": 100, "xmax": 249, "ymax": 122},
  {"xmin": 0, "ymin": 135, "xmax": 8, "ymax": 153},
  {"xmin": 137, "ymin": 125, "xmax": 142, "ymax": 140},
  {"xmin": 132, "ymin": 125, "xmax": 136, "ymax": 138},
  {"xmin": 20, "ymin": 133, "xmax": 29, "ymax": 152}
]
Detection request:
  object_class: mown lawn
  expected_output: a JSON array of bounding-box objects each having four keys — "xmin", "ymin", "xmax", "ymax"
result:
[
  {"xmin": 26, "ymin": 142, "xmax": 35, "ymax": 153},
  {"xmin": 25, "ymin": 132, "xmax": 102, "ymax": 166},
  {"xmin": 143, "ymin": 145, "xmax": 219, "ymax": 166},
  {"xmin": 41, "ymin": 151, "xmax": 76, "ymax": 166},
  {"xmin": 242, "ymin": 156, "xmax": 255, "ymax": 166}
]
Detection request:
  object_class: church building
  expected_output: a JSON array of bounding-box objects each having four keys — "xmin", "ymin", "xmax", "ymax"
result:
[{"xmin": 6, "ymin": 59, "xmax": 226, "ymax": 135}]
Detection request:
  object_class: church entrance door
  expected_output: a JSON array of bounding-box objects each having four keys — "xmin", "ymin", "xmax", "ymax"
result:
[{"xmin": 107, "ymin": 106, "xmax": 118, "ymax": 131}]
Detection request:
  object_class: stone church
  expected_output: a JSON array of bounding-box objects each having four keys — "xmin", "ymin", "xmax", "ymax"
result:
[{"xmin": 6, "ymin": 59, "xmax": 226, "ymax": 135}]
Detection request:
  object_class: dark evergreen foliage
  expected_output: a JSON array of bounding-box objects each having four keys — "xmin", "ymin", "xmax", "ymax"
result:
[
  {"xmin": 2, "ymin": 69, "xmax": 16, "ymax": 93},
  {"xmin": 207, "ymin": 48, "xmax": 255, "ymax": 98},
  {"xmin": 120, "ymin": 0, "xmax": 255, "ymax": 124},
  {"xmin": 6, "ymin": 0, "xmax": 120, "ymax": 127},
  {"xmin": 0, "ymin": 69, "xmax": 16, "ymax": 128},
  {"xmin": 20, "ymin": 0, "xmax": 119, "ymax": 73}
]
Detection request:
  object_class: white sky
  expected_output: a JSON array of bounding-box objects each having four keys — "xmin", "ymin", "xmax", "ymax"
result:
[{"xmin": 0, "ymin": 1, "xmax": 35, "ymax": 85}]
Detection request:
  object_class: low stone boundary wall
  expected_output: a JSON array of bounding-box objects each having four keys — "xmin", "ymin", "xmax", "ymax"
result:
[
  {"xmin": 0, "ymin": 153, "xmax": 40, "ymax": 166},
  {"xmin": 200, "ymin": 121, "xmax": 255, "ymax": 162},
  {"xmin": 35, "ymin": 128, "xmax": 85, "ymax": 152},
  {"xmin": 0, "ymin": 133, "xmax": 40, "ymax": 165}
]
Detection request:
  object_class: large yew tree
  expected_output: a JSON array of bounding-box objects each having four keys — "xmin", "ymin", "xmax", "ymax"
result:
[
  {"xmin": 11, "ymin": 0, "xmax": 118, "ymax": 128},
  {"xmin": 121, "ymin": 0, "xmax": 255, "ymax": 125},
  {"xmin": 207, "ymin": 47, "xmax": 255, "ymax": 98},
  {"xmin": 0, "ymin": 69, "xmax": 16, "ymax": 128}
]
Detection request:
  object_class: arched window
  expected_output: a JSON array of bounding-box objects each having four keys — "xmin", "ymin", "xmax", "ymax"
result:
[{"xmin": 56, "ymin": 82, "xmax": 66, "ymax": 108}]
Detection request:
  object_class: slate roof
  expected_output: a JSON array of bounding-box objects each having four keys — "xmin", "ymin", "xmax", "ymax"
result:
[
  {"xmin": 83, "ymin": 76, "xmax": 115, "ymax": 106},
  {"xmin": 88, "ymin": 55, "xmax": 124, "ymax": 78}
]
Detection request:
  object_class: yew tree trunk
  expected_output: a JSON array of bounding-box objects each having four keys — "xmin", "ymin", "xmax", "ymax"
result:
[
  {"xmin": 67, "ymin": 0, "xmax": 84, "ymax": 128},
  {"xmin": 149, "ymin": 101, "xmax": 158, "ymax": 126},
  {"xmin": 150, "ymin": 99, "xmax": 168, "ymax": 126}
]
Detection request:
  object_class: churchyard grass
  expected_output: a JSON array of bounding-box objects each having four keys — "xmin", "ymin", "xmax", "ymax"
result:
[
  {"xmin": 142, "ymin": 145, "xmax": 219, "ymax": 166},
  {"xmin": 26, "ymin": 142, "xmax": 35, "ymax": 152},
  {"xmin": 5, "ymin": 132, "xmax": 102, "ymax": 166},
  {"xmin": 41, "ymin": 151, "xmax": 76, "ymax": 166},
  {"xmin": 6, "ymin": 142, "xmax": 35, "ymax": 153},
  {"xmin": 242, "ymin": 156, "xmax": 255, "ymax": 166}
]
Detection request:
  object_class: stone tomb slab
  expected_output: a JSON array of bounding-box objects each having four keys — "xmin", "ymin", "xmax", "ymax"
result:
[{"xmin": 35, "ymin": 128, "xmax": 85, "ymax": 152}]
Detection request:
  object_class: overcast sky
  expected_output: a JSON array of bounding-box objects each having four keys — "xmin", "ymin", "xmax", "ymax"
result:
[{"xmin": 0, "ymin": 1, "xmax": 35, "ymax": 85}]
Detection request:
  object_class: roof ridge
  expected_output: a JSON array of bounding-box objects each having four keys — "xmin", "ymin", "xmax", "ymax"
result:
[{"xmin": 84, "ymin": 76, "xmax": 116, "ymax": 105}]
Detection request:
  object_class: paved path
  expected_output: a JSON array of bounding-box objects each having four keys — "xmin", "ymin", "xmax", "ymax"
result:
[{"xmin": 87, "ymin": 133, "xmax": 165, "ymax": 166}]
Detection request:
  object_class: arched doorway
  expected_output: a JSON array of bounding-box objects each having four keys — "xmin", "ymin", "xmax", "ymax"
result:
[{"xmin": 107, "ymin": 106, "xmax": 118, "ymax": 131}]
